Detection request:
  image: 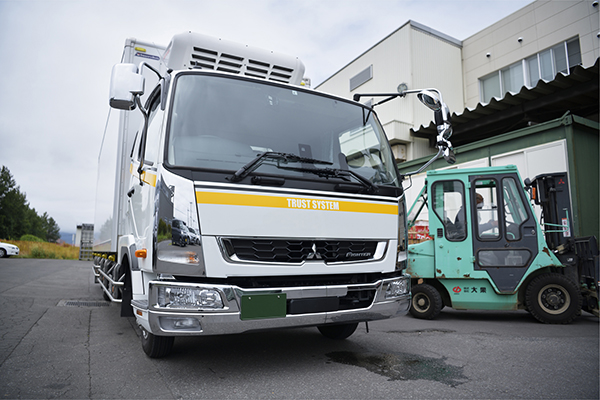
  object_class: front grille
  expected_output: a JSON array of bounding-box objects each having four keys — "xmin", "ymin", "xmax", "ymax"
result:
[{"xmin": 221, "ymin": 238, "xmax": 379, "ymax": 264}]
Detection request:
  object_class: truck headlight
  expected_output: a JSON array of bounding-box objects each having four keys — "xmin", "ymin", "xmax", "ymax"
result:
[
  {"xmin": 157, "ymin": 286, "xmax": 224, "ymax": 309},
  {"xmin": 385, "ymin": 278, "xmax": 409, "ymax": 298}
]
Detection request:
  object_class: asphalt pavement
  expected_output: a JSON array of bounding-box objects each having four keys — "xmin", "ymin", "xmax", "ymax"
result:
[{"xmin": 0, "ymin": 258, "xmax": 598, "ymax": 399}]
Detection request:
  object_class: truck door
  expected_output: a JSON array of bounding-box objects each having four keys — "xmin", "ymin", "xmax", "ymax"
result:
[
  {"xmin": 128, "ymin": 91, "xmax": 163, "ymax": 269},
  {"xmin": 470, "ymin": 174, "xmax": 538, "ymax": 292}
]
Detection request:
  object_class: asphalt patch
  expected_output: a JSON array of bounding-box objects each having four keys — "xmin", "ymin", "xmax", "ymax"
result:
[{"xmin": 326, "ymin": 351, "xmax": 467, "ymax": 387}]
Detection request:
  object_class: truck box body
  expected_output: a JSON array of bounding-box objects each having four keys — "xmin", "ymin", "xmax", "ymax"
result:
[
  {"xmin": 94, "ymin": 39, "xmax": 166, "ymax": 253},
  {"xmin": 93, "ymin": 32, "xmax": 411, "ymax": 356}
]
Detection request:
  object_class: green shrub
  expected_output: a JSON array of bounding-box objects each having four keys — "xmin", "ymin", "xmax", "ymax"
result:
[
  {"xmin": 30, "ymin": 246, "xmax": 57, "ymax": 259},
  {"xmin": 20, "ymin": 234, "xmax": 44, "ymax": 242}
]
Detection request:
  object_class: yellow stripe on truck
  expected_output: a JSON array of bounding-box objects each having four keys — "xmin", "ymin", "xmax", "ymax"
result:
[
  {"xmin": 129, "ymin": 163, "xmax": 157, "ymax": 187},
  {"xmin": 196, "ymin": 191, "xmax": 398, "ymax": 215}
]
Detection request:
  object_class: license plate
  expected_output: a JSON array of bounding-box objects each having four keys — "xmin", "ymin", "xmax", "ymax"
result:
[{"xmin": 240, "ymin": 293, "xmax": 287, "ymax": 320}]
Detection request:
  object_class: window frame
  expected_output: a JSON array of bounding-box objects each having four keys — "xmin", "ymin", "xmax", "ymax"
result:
[
  {"xmin": 479, "ymin": 37, "xmax": 581, "ymax": 103},
  {"xmin": 431, "ymin": 180, "xmax": 467, "ymax": 242}
]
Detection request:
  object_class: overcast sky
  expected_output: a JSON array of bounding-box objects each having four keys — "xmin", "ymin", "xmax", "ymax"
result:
[{"xmin": 0, "ymin": 0, "xmax": 534, "ymax": 236}]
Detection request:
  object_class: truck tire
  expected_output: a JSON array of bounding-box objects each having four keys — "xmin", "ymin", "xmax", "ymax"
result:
[
  {"xmin": 141, "ymin": 327, "xmax": 174, "ymax": 358},
  {"xmin": 317, "ymin": 323, "xmax": 359, "ymax": 340},
  {"xmin": 525, "ymin": 273, "xmax": 582, "ymax": 324},
  {"xmin": 409, "ymin": 284, "xmax": 442, "ymax": 320},
  {"xmin": 111, "ymin": 264, "xmax": 124, "ymax": 300}
]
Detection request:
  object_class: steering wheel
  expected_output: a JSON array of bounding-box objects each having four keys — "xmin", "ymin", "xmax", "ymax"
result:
[{"xmin": 506, "ymin": 222, "xmax": 519, "ymax": 240}]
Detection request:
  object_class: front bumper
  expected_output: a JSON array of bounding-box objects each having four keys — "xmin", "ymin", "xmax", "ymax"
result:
[
  {"xmin": 1, "ymin": 246, "xmax": 19, "ymax": 256},
  {"xmin": 132, "ymin": 274, "xmax": 410, "ymax": 336}
]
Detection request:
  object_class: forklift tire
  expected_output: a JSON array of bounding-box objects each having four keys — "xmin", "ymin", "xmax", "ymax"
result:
[
  {"xmin": 141, "ymin": 327, "xmax": 174, "ymax": 358},
  {"xmin": 409, "ymin": 284, "xmax": 442, "ymax": 320},
  {"xmin": 525, "ymin": 273, "xmax": 582, "ymax": 324}
]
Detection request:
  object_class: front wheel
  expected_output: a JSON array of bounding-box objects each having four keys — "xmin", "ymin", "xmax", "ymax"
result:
[
  {"xmin": 140, "ymin": 327, "xmax": 174, "ymax": 358},
  {"xmin": 525, "ymin": 273, "xmax": 582, "ymax": 324},
  {"xmin": 317, "ymin": 323, "xmax": 359, "ymax": 340},
  {"xmin": 0, "ymin": 248, "xmax": 7, "ymax": 258},
  {"xmin": 409, "ymin": 283, "xmax": 443, "ymax": 320}
]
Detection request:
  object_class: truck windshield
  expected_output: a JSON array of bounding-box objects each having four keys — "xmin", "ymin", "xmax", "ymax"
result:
[{"xmin": 167, "ymin": 73, "xmax": 400, "ymax": 187}]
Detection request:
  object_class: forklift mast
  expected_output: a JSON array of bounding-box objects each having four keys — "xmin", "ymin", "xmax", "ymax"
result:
[{"xmin": 529, "ymin": 172, "xmax": 599, "ymax": 307}]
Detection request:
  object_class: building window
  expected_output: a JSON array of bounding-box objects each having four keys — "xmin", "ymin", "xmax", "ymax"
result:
[
  {"xmin": 350, "ymin": 65, "xmax": 373, "ymax": 91},
  {"xmin": 480, "ymin": 37, "xmax": 581, "ymax": 103}
]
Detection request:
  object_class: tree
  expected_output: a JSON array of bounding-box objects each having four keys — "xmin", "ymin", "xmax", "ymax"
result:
[
  {"xmin": 0, "ymin": 166, "xmax": 28, "ymax": 239},
  {"xmin": 0, "ymin": 166, "xmax": 61, "ymax": 241},
  {"xmin": 42, "ymin": 213, "xmax": 61, "ymax": 242}
]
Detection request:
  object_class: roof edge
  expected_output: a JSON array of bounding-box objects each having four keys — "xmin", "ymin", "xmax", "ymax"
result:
[
  {"xmin": 399, "ymin": 113, "xmax": 597, "ymax": 171},
  {"xmin": 410, "ymin": 20, "xmax": 462, "ymax": 47},
  {"xmin": 316, "ymin": 20, "xmax": 460, "ymax": 88}
]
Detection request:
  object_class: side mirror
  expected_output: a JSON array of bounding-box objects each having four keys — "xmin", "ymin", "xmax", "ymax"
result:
[
  {"xmin": 417, "ymin": 90, "xmax": 452, "ymax": 140},
  {"xmin": 416, "ymin": 90, "xmax": 442, "ymax": 112},
  {"xmin": 109, "ymin": 63, "xmax": 145, "ymax": 110}
]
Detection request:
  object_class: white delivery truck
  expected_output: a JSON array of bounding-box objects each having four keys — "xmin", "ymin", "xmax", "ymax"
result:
[{"xmin": 93, "ymin": 31, "xmax": 453, "ymax": 357}]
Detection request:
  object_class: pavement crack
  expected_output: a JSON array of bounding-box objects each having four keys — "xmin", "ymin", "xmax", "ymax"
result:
[
  {"xmin": 87, "ymin": 309, "xmax": 92, "ymax": 399},
  {"xmin": 0, "ymin": 307, "xmax": 48, "ymax": 368}
]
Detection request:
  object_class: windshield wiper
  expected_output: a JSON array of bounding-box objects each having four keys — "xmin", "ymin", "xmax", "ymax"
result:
[
  {"xmin": 276, "ymin": 165, "xmax": 378, "ymax": 194},
  {"xmin": 228, "ymin": 151, "xmax": 333, "ymax": 182}
]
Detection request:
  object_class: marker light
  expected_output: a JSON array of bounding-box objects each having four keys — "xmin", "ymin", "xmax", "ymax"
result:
[
  {"xmin": 135, "ymin": 249, "xmax": 147, "ymax": 258},
  {"xmin": 157, "ymin": 286, "xmax": 224, "ymax": 309}
]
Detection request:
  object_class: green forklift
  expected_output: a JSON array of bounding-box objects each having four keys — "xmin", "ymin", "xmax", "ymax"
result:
[
  {"xmin": 353, "ymin": 85, "xmax": 598, "ymax": 324},
  {"xmin": 406, "ymin": 167, "xmax": 599, "ymax": 323}
]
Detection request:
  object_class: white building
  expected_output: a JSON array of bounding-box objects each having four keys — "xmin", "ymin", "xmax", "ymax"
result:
[{"xmin": 316, "ymin": 0, "xmax": 599, "ymax": 163}]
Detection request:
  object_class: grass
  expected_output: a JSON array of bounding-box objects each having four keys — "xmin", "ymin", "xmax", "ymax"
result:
[{"xmin": 2, "ymin": 240, "xmax": 80, "ymax": 260}]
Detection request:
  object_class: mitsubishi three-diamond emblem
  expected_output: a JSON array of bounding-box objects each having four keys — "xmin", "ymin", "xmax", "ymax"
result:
[{"xmin": 306, "ymin": 243, "xmax": 322, "ymax": 260}]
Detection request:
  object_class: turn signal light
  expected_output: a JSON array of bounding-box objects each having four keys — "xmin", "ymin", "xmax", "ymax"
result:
[{"xmin": 135, "ymin": 249, "xmax": 147, "ymax": 258}]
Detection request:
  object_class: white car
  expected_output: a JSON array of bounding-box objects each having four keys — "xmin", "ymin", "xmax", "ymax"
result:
[{"xmin": 0, "ymin": 242, "xmax": 20, "ymax": 258}]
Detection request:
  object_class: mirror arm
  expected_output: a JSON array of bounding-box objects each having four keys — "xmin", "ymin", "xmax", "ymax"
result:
[
  {"xmin": 135, "ymin": 95, "xmax": 150, "ymax": 185},
  {"xmin": 403, "ymin": 131, "xmax": 454, "ymax": 177},
  {"xmin": 353, "ymin": 93, "xmax": 403, "ymax": 104},
  {"xmin": 139, "ymin": 61, "xmax": 162, "ymax": 80},
  {"xmin": 402, "ymin": 147, "xmax": 444, "ymax": 177},
  {"xmin": 353, "ymin": 89, "xmax": 426, "ymax": 106}
]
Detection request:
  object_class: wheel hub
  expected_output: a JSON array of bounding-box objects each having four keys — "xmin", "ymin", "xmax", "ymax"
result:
[
  {"xmin": 539, "ymin": 284, "xmax": 570, "ymax": 314},
  {"xmin": 413, "ymin": 294, "xmax": 430, "ymax": 312},
  {"xmin": 543, "ymin": 290, "xmax": 563, "ymax": 308}
]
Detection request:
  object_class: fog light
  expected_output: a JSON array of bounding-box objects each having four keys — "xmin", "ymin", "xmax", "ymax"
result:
[
  {"xmin": 157, "ymin": 286, "xmax": 224, "ymax": 309},
  {"xmin": 385, "ymin": 278, "xmax": 409, "ymax": 298},
  {"xmin": 159, "ymin": 316, "xmax": 202, "ymax": 331}
]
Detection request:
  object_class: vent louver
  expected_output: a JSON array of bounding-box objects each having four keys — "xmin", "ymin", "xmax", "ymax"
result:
[
  {"xmin": 189, "ymin": 47, "xmax": 295, "ymax": 83},
  {"xmin": 166, "ymin": 32, "xmax": 304, "ymax": 85}
]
